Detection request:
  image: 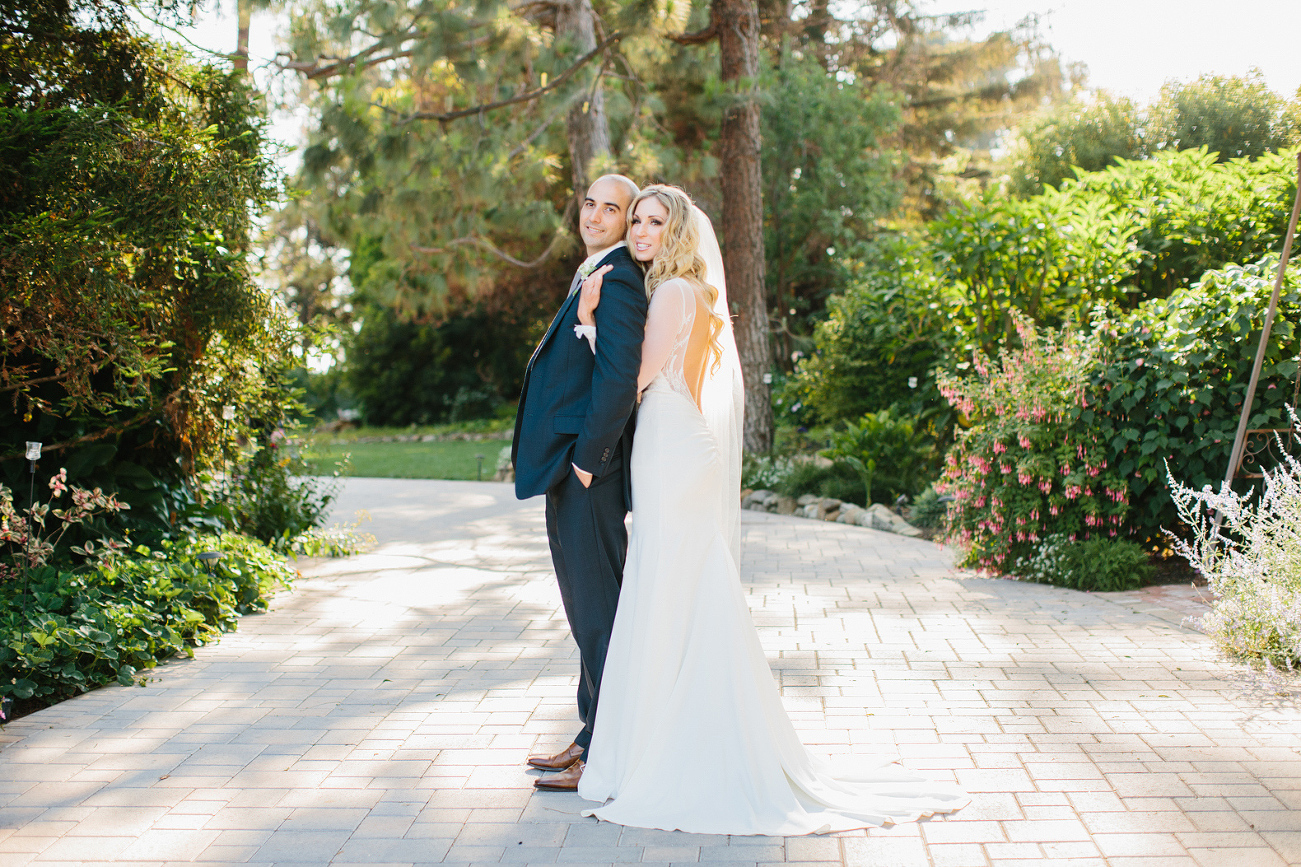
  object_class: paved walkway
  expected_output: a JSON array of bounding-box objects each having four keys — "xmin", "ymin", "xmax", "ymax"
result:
[{"xmin": 2, "ymin": 478, "xmax": 1300, "ymax": 867}]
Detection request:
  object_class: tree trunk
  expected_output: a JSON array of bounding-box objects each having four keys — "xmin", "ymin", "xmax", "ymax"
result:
[
  {"xmin": 234, "ymin": 0, "xmax": 251, "ymax": 72},
  {"xmin": 714, "ymin": 0, "xmax": 773, "ymax": 453},
  {"xmin": 555, "ymin": 0, "xmax": 610, "ymax": 196}
]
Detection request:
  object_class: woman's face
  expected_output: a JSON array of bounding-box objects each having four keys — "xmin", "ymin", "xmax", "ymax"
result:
[{"xmin": 629, "ymin": 197, "xmax": 670, "ymax": 263}]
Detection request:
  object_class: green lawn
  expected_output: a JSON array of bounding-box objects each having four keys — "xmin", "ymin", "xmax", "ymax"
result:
[{"xmin": 303, "ymin": 438, "xmax": 512, "ymax": 480}]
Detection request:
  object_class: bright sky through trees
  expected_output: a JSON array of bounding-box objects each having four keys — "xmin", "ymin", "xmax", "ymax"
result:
[
  {"xmin": 168, "ymin": 1, "xmax": 1301, "ymax": 103},
  {"xmin": 152, "ymin": 1, "xmax": 1301, "ymax": 164},
  {"xmin": 933, "ymin": 0, "xmax": 1301, "ymax": 101}
]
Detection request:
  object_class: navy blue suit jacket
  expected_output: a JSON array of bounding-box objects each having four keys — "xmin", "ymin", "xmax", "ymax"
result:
[{"xmin": 512, "ymin": 245, "xmax": 647, "ymax": 501}]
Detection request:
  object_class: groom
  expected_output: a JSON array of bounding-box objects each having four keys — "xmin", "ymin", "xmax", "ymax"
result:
[{"xmin": 512, "ymin": 174, "xmax": 646, "ymax": 791}]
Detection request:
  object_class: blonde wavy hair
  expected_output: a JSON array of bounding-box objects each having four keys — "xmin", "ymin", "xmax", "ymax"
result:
[{"xmin": 627, "ymin": 184, "xmax": 725, "ymax": 368}]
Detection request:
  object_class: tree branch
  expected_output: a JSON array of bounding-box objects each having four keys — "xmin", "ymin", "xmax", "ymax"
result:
[
  {"xmin": 0, "ymin": 350, "xmax": 121, "ymax": 395},
  {"xmin": 400, "ymin": 33, "xmax": 622, "ymax": 123},
  {"xmin": 276, "ymin": 36, "xmax": 415, "ymax": 81},
  {"xmin": 508, "ymin": 103, "xmax": 570, "ymax": 158},
  {"xmin": 0, "ymin": 412, "xmax": 158, "ymax": 463},
  {"xmin": 669, "ymin": 21, "xmax": 718, "ymax": 45},
  {"xmin": 410, "ymin": 201, "xmax": 577, "ymax": 269}
]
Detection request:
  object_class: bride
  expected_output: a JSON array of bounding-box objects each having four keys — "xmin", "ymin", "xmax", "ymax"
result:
[{"xmin": 555, "ymin": 183, "xmax": 967, "ymax": 835}]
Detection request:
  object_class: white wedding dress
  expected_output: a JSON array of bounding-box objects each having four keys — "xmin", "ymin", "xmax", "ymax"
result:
[{"xmin": 577, "ymin": 273, "xmax": 968, "ymax": 835}]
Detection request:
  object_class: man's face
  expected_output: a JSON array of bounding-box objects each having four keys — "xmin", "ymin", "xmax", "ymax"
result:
[{"xmin": 579, "ymin": 178, "xmax": 632, "ymax": 255}]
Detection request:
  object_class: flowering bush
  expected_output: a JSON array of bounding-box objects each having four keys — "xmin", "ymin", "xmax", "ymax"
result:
[
  {"xmin": 937, "ymin": 317, "xmax": 1132, "ymax": 571},
  {"xmin": 1168, "ymin": 418, "xmax": 1301, "ymax": 670}
]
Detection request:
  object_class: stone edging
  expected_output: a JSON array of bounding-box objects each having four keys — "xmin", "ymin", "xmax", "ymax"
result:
[{"xmin": 741, "ymin": 489, "xmax": 925, "ymax": 537}]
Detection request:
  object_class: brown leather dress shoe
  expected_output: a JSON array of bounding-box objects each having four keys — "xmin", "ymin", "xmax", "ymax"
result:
[
  {"xmin": 533, "ymin": 760, "xmax": 584, "ymax": 791},
  {"xmin": 527, "ymin": 742, "xmax": 584, "ymax": 771}
]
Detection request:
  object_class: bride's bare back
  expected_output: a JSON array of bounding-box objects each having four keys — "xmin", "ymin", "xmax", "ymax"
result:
[{"xmin": 636, "ymin": 277, "xmax": 713, "ymax": 411}]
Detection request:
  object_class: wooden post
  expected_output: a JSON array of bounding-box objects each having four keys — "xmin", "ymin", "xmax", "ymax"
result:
[{"xmin": 1223, "ymin": 151, "xmax": 1301, "ymax": 492}]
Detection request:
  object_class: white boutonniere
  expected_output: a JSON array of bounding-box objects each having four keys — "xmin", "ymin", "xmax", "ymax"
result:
[{"xmin": 577, "ymin": 261, "xmax": 596, "ymax": 279}]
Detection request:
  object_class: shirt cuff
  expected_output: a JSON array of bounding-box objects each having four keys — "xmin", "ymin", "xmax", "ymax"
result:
[{"xmin": 574, "ymin": 324, "xmax": 596, "ymax": 354}]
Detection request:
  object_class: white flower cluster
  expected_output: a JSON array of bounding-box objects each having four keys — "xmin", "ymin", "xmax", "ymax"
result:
[
  {"xmin": 1012, "ymin": 533, "xmax": 1073, "ymax": 584},
  {"xmin": 1167, "ymin": 409, "xmax": 1301, "ymax": 671}
]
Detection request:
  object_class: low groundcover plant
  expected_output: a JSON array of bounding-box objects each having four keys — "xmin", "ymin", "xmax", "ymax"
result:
[{"xmin": 1167, "ymin": 414, "xmax": 1301, "ymax": 670}]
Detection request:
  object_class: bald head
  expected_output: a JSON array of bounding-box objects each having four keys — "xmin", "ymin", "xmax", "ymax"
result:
[
  {"xmin": 592, "ymin": 174, "xmax": 640, "ymax": 207},
  {"xmin": 580, "ymin": 174, "xmax": 641, "ymax": 256}
]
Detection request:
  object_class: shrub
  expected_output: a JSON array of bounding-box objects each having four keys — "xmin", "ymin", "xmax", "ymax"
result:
[
  {"xmin": 1091, "ymin": 256, "xmax": 1301, "ymax": 543},
  {"xmin": 224, "ymin": 433, "xmax": 339, "ymax": 550},
  {"xmin": 0, "ymin": 0, "xmax": 294, "ymax": 531},
  {"xmin": 937, "ymin": 317, "xmax": 1132, "ymax": 572},
  {"xmin": 930, "ymin": 185, "xmax": 1144, "ymax": 353},
  {"xmin": 788, "ymin": 238, "xmax": 956, "ymax": 429},
  {"xmin": 822, "ymin": 409, "xmax": 933, "ymax": 504},
  {"xmin": 1006, "ymin": 74, "xmax": 1297, "ymax": 195},
  {"xmin": 1068, "ymin": 149, "xmax": 1298, "ymax": 301},
  {"xmin": 1168, "ymin": 419, "xmax": 1301, "ymax": 670},
  {"xmin": 938, "ymin": 255, "xmax": 1301, "ymax": 568},
  {"xmin": 907, "ymin": 487, "xmax": 947, "ymax": 530},
  {"xmin": 1013, "ymin": 534, "xmax": 1153, "ymax": 592},
  {"xmin": 741, "ymin": 454, "xmax": 795, "ymax": 492},
  {"xmin": 772, "ymin": 460, "xmax": 863, "ymax": 504},
  {"xmin": 0, "ymin": 533, "xmax": 294, "ymax": 704},
  {"xmin": 289, "ymin": 519, "xmax": 375, "ymax": 558}
]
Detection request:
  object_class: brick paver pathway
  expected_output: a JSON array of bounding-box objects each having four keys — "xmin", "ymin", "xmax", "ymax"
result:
[{"xmin": 2, "ymin": 477, "xmax": 1299, "ymax": 867}]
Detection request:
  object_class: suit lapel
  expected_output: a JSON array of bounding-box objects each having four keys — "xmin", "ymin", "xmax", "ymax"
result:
[
  {"xmin": 527, "ymin": 270, "xmax": 584, "ymax": 370},
  {"xmin": 528, "ymin": 247, "xmax": 627, "ymax": 370}
]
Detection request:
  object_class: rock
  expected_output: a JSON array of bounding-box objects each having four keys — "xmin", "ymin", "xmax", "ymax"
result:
[
  {"xmin": 774, "ymin": 495, "xmax": 798, "ymax": 516},
  {"xmin": 816, "ymin": 498, "xmax": 842, "ymax": 520},
  {"xmin": 743, "ymin": 489, "xmax": 771, "ymax": 508},
  {"xmin": 796, "ymin": 494, "xmax": 820, "ymax": 506},
  {"xmin": 837, "ymin": 504, "xmax": 866, "ymax": 524},
  {"xmin": 739, "ymin": 488, "xmax": 754, "ymax": 504},
  {"xmin": 862, "ymin": 502, "xmax": 926, "ymax": 537},
  {"xmin": 823, "ymin": 509, "xmax": 841, "ymax": 522}
]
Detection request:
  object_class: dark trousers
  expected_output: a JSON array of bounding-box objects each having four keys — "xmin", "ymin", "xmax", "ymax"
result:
[{"xmin": 543, "ymin": 448, "xmax": 628, "ymax": 756}]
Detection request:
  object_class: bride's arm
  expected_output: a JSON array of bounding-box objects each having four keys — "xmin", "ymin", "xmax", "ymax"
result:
[{"xmin": 636, "ymin": 280, "xmax": 688, "ymax": 392}]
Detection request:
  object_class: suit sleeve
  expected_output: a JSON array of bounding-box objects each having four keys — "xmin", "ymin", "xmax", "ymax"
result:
[{"xmin": 573, "ymin": 267, "xmax": 647, "ymax": 477}]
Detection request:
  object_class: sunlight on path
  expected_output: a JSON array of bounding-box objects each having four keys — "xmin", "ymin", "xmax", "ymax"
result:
[{"xmin": 0, "ymin": 478, "xmax": 1298, "ymax": 866}]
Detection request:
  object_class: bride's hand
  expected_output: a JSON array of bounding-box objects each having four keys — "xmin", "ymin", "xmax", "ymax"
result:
[{"xmin": 578, "ymin": 265, "xmax": 611, "ymax": 326}]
